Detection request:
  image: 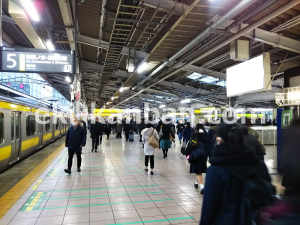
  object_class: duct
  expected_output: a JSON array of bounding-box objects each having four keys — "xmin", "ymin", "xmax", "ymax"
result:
[
  {"xmin": 113, "ymin": 0, "xmax": 300, "ymax": 108},
  {"xmin": 136, "ymin": 0, "xmax": 257, "ymax": 87},
  {"xmin": 144, "ymin": 0, "xmax": 189, "ymax": 16},
  {"xmin": 8, "ymin": 0, "xmax": 46, "ymax": 49},
  {"xmin": 58, "ymin": 0, "xmax": 75, "ymax": 50}
]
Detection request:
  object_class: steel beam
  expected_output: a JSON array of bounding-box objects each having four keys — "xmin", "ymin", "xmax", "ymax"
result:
[
  {"xmin": 107, "ymin": 17, "xmax": 167, "ymax": 25},
  {"xmin": 77, "ymin": 34, "xmax": 148, "ymax": 59},
  {"xmin": 80, "ymin": 60, "xmax": 103, "ymax": 73}
]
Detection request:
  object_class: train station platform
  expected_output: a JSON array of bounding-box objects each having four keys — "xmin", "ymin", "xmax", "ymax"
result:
[{"xmin": 0, "ymin": 135, "xmax": 282, "ymax": 225}]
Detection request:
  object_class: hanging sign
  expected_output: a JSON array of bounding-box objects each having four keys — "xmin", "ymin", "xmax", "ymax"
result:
[{"xmin": 275, "ymin": 93, "xmax": 285, "ymax": 106}]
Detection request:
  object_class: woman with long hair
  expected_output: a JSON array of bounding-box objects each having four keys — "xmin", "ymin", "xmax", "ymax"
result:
[
  {"xmin": 185, "ymin": 123, "xmax": 210, "ymax": 194},
  {"xmin": 160, "ymin": 119, "xmax": 175, "ymax": 159}
]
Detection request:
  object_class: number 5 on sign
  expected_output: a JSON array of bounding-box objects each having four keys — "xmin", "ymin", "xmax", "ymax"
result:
[{"xmin": 7, "ymin": 53, "xmax": 17, "ymax": 68}]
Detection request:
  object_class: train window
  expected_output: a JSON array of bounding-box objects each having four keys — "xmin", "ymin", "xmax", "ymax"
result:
[
  {"xmin": 26, "ymin": 115, "xmax": 36, "ymax": 137},
  {"xmin": 0, "ymin": 113, "xmax": 3, "ymax": 144},
  {"xmin": 11, "ymin": 113, "xmax": 14, "ymax": 141},
  {"xmin": 56, "ymin": 118, "xmax": 59, "ymax": 129},
  {"xmin": 45, "ymin": 117, "xmax": 50, "ymax": 132}
]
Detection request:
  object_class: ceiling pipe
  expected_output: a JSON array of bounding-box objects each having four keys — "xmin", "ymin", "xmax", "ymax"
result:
[
  {"xmin": 135, "ymin": 0, "xmax": 257, "ymax": 87},
  {"xmin": 113, "ymin": 0, "xmax": 300, "ymax": 108}
]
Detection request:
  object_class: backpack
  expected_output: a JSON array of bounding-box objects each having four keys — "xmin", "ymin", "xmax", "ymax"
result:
[
  {"xmin": 188, "ymin": 142, "xmax": 205, "ymax": 163},
  {"xmin": 223, "ymin": 166, "xmax": 274, "ymax": 225}
]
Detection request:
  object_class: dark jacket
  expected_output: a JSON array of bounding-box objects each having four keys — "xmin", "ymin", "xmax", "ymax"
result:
[
  {"xmin": 200, "ymin": 143, "xmax": 271, "ymax": 225},
  {"xmin": 117, "ymin": 123, "xmax": 123, "ymax": 133},
  {"xmin": 186, "ymin": 131, "xmax": 210, "ymax": 174},
  {"xmin": 139, "ymin": 122, "xmax": 145, "ymax": 134},
  {"xmin": 104, "ymin": 122, "xmax": 111, "ymax": 134},
  {"xmin": 123, "ymin": 123, "xmax": 131, "ymax": 132},
  {"xmin": 183, "ymin": 127, "xmax": 193, "ymax": 142},
  {"xmin": 176, "ymin": 123, "xmax": 184, "ymax": 133},
  {"xmin": 81, "ymin": 120, "xmax": 87, "ymax": 131},
  {"xmin": 161, "ymin": 123, "xmax": 174, "ymax": 140},
  {"xmin": 90, "ymin": 122, "xmax": 104, "ymax": 138},
  {"xmin": 65, "ymin": 125, "xmax": 86, "ymax": 152},
  {"xmin": 207, "ymin": 125, "xmax": 217, "ymax": 158}
]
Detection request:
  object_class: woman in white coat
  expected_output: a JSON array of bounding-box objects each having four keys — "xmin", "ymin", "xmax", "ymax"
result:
[{"xmin": 141, "ymin": 123, "xmax": 159, "ymax": 175}]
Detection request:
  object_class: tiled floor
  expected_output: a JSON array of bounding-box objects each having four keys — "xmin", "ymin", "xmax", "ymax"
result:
[{"xmin": 0, "ymin": 134, "xmax": 282, "ymax": 225}]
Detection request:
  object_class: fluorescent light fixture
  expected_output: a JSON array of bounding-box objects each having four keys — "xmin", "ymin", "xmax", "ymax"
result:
[
  {"xmin": 21, "ymin": 0, "xmax": 40, "ymax": 22},
  {"xmin": 137, "ymin": 62, "xmax": 148, "ymax": 73},
  {"xmin": 65, "ymin": 76, "xmax": 71, "ymax": 83},
  {"xmin": 159, "ymin": 105, "xmax": 166, "ymax": 108},
  {"xmin": 181, "ymin": 99, "xmax": 191, "ymax": 104},
  {"xmin": 111, "ymin": 97, "xmax": 115, "ymax": 100},
  {"xmin": 201, "ymin": 77, "xmax": 219, "ymax": 83},
  {"xmin": 46, "ymin": 40, "xmax": 55, "ymax": 50},
  {"xmin": 187, "ymin": 73, "xmax": 202, "ymax": 80},
  {"xmin": 119, "ymin": 87, "xmax": 124, "ymax": 92}
]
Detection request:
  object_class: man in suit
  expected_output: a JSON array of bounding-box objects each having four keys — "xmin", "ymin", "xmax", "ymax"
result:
[
  {"xmin": 65, "ymin": 117, "xmax": 86, "ymax": 174},
  {"xmin": 90, "ymin": 117, "xmax": 104, "ymax": 152}
]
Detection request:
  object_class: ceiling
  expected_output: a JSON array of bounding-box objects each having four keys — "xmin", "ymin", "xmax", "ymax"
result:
[{"xmin": 2, "ymin": 0, "xmax": 300, "ymax": 109}]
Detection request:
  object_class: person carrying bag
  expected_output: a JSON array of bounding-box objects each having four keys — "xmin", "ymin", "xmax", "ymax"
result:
[{"xmin": 141, "ymin": 124, "xmax": 159, "ymax": 175}]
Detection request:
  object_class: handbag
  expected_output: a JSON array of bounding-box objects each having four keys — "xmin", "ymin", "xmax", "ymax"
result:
[
  {"xmin": 181, "ymin": 142, "xmax": 187, "ymax": 155},
  {"xmin": 148, "ymin": 129, "xmax": 159, "ymax": 148},
  {"xmin": 188, "ymin": 142, "xmax": 205, "ymax": 163}
]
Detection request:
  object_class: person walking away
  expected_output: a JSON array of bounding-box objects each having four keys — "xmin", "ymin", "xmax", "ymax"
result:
[
  {"xmin": 90, "ymin": 117, "xmax": 103, "ymax": 152},
  {"xmin": 139, "ymin": 119, "xmax": 145, "ymax": 142},
  {"xmin": 81, "ymin": 119, "xmax": 87, "ymax": 134},
  {"xmin": 176, "ymin": 122, "xmax": 184, "ymax": 144},
  {"xmin": 185, "ymin": 124, "xmax": 210, "ymax": 194},
  {"xmin": 183, "ymin": 122, "xmax": 193, "ymax": 144},
  {"xmin": 259, "ymin": 118, "xmax": 300, "ymax": 225},
  {"xmin": 207, "ymin": 124, "xmax": 217, "ymax": 158},
  {"xmin": 200, "ymin": 122, "xmax": 273, "ymax": 225},
  {"xmin": 141, "ymin": 123, "xmax": 159, "ymax": 175},
  {"xmin": 105, "ymin": 120, "xmax": 111, "ymax": 140},
  {"xmin": 160, "ymin": 119, "xmax": 174, "ymax": 159},
  {"xmin": 123, "ymin": 119, "xmax": 131, "ymax": 141},
  {"xmin": 170, "ymin": 122, "xmax": 176, "ymax": 146},
  {"xmin": 65, "ymin": 117, "xmax": 86, "ymax": 174},
  {"xmin": 116, "ymin": 120, "xmax": 123, "ymax": 138}
]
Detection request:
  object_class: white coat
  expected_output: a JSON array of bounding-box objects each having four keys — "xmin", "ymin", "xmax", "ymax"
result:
[{"xmin": 141, "ymin": 127, "xmax": 159, "ymax": 155}]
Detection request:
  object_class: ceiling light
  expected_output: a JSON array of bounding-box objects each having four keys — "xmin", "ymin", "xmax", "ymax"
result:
[
  {"xmin": 21, "ymin": 0, "xmax": 40, "ymax": 22},
  {"xmin": 137, "ymin": 62, "xmax": 148, "ymax": 73},
  {"xmin": 111, "ymin": 97, "xmax": 115, "ymax": 100},
  {"xmin": 119, "ymin": 87, "xmax": 124, "ymax": 92},
  {"xmin": 46, "ymin": 40, "xmax": 55, "ymax": 50},
  {"xmin": 65, "ymin": 76, "xmax": 71, "ymax": 83},
  {"xmin": 159, "ymin": 105, "xmax": 166, "ymax": 108},
  {"xmin": 181, "ymin": 99, "xmax": 191, "ymax": 104}
]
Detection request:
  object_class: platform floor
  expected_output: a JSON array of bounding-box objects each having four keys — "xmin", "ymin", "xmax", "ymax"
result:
[{"xmin": 0, "ymin": 134, "xmax": 282, "ymax": 225}]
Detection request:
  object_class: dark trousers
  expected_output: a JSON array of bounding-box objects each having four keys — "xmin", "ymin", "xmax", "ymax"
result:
[
  {"xmin": 92, "ymin": 137, "xmax": 99, "ymax": 149},
  {"xmin": 68, "ymin": 150, "xmax": 82, "ymax": 170},
  {"xmin": 125, "ymin": 131, "xmax": 129, "ymax": 141},
  {"xmin": 145, "ymin": 155, "xmax": 154, "ymax": 169},
  {"xmin": 116, "ymin": 132, "xmax": 121, "ymax": 138}
]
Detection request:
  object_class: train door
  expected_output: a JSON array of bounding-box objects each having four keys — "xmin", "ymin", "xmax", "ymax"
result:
[
  {"xmin": 38, "ymin": 115, "xmax": 43, "ymax": 148},
  {"xmin": 9, "ymin": 111, "xmax": 21, "ymax": 164}
]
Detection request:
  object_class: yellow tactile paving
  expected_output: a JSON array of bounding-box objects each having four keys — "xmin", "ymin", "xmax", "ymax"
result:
[{"xmin": 0, "ymin": 143, "xmax": 65, "ymax": 219}]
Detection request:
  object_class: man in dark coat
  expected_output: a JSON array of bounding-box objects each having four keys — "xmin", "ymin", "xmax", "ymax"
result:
[
  {"xmin": 123, "ymin": 119, "xmax": 131, "ymax": 141},
  {"xmin": 90, "ymin": 117, "xmax": 104, "ymax": 152},
  {"xmin": 65, "ymin": 117, "xmax": 86, "ymax": 174},
  {"xmin": 138, "ymin": 119, "xmax": 145, "ymax": 142},
  {"xmin": 104, "ymin": 120, "xmax": 112, "ymax": 140}
]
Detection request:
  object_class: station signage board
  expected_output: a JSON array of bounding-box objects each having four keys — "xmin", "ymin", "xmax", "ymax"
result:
[{"xmin": 0, "ymin": 47, "xmax": 75, "ymax": 74}]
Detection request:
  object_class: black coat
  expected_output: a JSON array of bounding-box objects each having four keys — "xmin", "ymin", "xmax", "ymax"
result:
[
  {"xmin": 161, "ymin": 123, "xmax": 174, "ymax": 140},
  {"xmin": 65, "ymin": 125, "xmax": 86, "ymax": 152},
  {"xmin": 200, "ymin": 143, "xmax": 271, "ymax": 225},
  {"xmin": 104, "ymin": 122, "xmax": 111, "ymax": 134},
  {"xmin": 176, "ymin": 123, "xmax": 184, "ymax": 133},
  {"xmin": 186, "ymin": 131, "xmax": 210, "ymax": 174},
  {"xmin": 90, "ymin": 122, "xmax": 104, "ymax": 138}
]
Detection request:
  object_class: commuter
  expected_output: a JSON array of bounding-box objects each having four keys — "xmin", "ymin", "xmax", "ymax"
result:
[
  {"xmin": 200, "ymin": 122, "xmax": 273, "ymax": 225},
  {"xmin": 176, "ymin": 121, "xmax": 184, "ymax": 144},
  {"xmin": 81, "ymin": 119, "xmax": 87, "ymax": 134},
  {"xmin": 116, "ymin": 121, "xmax": 123, "ymax": 138},
  {"xmin": 259, "ymin": 118, "xmax": 300, "ymax": 224},
  {"xmin": 185, "ymin": 124, "xmax": 209, "ymax": 194},
  {"xmin": 90, "ymin": 117, "xmax": 103, "ymax": 152},
  {"xmin": 160, "ymin": 119, "xmax": 175, "ymax": 159},
  {"xmin": 207, "ymin": 123, "xmax": 217, "ymax": 158},
  {"xmin": 65, "ymin": 117, "xmax": 86, "ymax": 174},
  {"xmin": 238, "ymin": 117, "xmax": 266, "ymax": 159},
  {"xmin": 123, "ymin": 119, "xmax": 131, "ymax": 141},
  {"xmin": 170, "ymin": 122, "xmax": 176, "ymax": 146},
  {"xmin": 183, "ymin": 122, "xmax": 193, "ymax": 144},
  {"xmin": 104, "ymin": 120, "xmax": 111, "ymax": 140},
  {"xmin": 141, "ymin": 123, "xmax": 159, "ymax": 175},
  {"xmin": 87, "ymin": 119, "xmax": 91, "ymax": 130},
  {"xmin": 139, "ymin": 118, "xmax": 145, "ymax": 142}
]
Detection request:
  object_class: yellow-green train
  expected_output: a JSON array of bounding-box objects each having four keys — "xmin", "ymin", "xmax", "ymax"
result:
[{"xmin": 0, "ymin": 95, "xmax": 70, "ymax": 173}]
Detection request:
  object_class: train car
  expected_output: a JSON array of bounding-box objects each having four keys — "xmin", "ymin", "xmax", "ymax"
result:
[{"xmin": 0, "ymin": 96, "xmax": 70, "ymax": 173}]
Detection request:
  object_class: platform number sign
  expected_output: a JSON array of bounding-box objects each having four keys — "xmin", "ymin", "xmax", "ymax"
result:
[
  {"xmin": 275, "ymin": 93, "xmax": 285, "ymax": 106},
  {"xmin": 0, "ymin": 47, "xmax": 75, "ymax": 74}
]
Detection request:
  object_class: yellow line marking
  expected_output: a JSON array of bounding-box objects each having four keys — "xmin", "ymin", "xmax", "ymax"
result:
[
  {"xmin": 0, "ymin": 143, "xmax": 65, "ymax": 219},
  {"xmin": 32, "ymin": 179, "xmax": 43, "ymax": 190},
  {"xmin": 50, "ymin": 169, "xmax": 58, "ymax": 177},
  {"xmin": 25, "ymin": 192, "xmax": 43, "ymax": 211}
]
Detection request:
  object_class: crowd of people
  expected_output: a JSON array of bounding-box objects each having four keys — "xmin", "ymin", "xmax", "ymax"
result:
[{"xmin": 63, "ymin": 116, "xmax": 300, "ymax": 225}]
